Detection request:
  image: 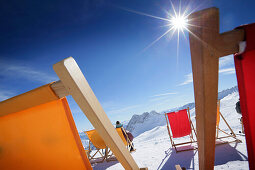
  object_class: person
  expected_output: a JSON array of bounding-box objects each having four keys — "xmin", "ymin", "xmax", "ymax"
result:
[
  {"xmin": 116, "ymin": 121, "xmax": 123, "ymax": 128},
  {"xmin": 235, "ymin": 99, "xmax": 244, "ymax": 133},
  {"xmin": 115, "ymin": 121, "xmax": 135, "ymax": 151},
  {"xmin": 235, "ymin": 100, "xmax": 241, "ymax": 114}
]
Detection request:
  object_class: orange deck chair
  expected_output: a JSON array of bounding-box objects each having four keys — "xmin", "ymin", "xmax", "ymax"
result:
[
  {"xmin": 215, "ymin": 100, "xmax": 241, "ymax": 144},
  {"xmin": 165, "ymin": 107, "xmax": 197, "ymax": 152},
  {"xmin": 0, "ymin": 57, "xmax": 145, "ymax": 170},
  {"xmin": 0, "ymin": 83, "xmax": 92, "ymax": 170},
  {"xmin": 85, "ymin": 127, "xmax": 133, "ymax": 162}
]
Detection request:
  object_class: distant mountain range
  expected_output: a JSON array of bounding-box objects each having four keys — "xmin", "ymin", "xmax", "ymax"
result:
[
  {"xmin": 218, "ymin": 86, "xmax": 238, "ymax": 100},
  {"xmin": 126, "ymin": 86, "xmax": 239, "ymax": 137},
  {"xmin": 161, "ymin": 86, "xmax": 238, "ymax": 113}
]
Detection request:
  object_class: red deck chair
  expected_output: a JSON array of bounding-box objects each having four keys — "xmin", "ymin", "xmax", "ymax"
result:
[
  {"xmin": 165, "ymin": 108, "xmax": 197, "ymax": 152},
  {"xmin": 234, "ymin": 23, "xmax": 255, "ymax": 170}
]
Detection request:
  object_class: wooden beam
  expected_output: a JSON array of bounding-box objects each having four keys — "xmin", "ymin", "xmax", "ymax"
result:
[
  {"xmin": 217, "ymin": 29, "xmax": 244, "ymax": 57},
  {"xmin": 51, "ymin": 81, "xmax": 69, "ymax": 98},
  {"xmin": 53, "ymin": 57, "xmax": 140, "ymax": 170},
  {"xmin": 188, "ymin": 7, "xmax": 219, "ymax": 170}
]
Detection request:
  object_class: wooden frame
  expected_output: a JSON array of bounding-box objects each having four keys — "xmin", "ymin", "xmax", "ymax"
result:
[
  {"xmin": 165, "ymin": 107, "xmax": 197, "ymax": 152},
  {"xmin": 87, "ymin": 142, "xmax": 114, "ymax": 163},
  {"xmin": 188, "ymin": 7, "xmax": 245, "ymax": 170},
  {"xmin": 120, "ymin": 127, "xmax": 136, "ymax": 152},
  {"xmin": 52, "ymin": 57, "xmax": 146, "ymax": 170},
  {"xmin": 85, "ymin": 127, "xmax": 135, "ymax": 163},
  {"xmin": 216, "ymin": 100, "xmax": 241, "ymax": 144}
]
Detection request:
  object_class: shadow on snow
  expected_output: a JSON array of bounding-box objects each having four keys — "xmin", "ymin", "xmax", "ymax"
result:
[
  {"xmin": 158, "ymin": 147, "xmax": 196, "ymax": 170},
  {"xmin": 92, "ymin": 160, "xmax": 119, "ymax": 170},
  {"xmin": 214, "ymin": 142, "xmax": 247, "ymax": 166},
  {"xmin": 158, "ymin": 142, "xmax": 247, "ymax": 170}
]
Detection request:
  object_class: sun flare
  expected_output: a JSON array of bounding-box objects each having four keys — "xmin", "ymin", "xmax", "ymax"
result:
[
  {"xmin": 170, "ymin": 15, "xmax": 188, "ymax": 31},
  {"xmin": 119, "ymin": 1, "xmax": 193, "ymax": 53}
]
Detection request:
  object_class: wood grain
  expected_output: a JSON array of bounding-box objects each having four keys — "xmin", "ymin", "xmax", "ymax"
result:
[
  {"xmin": 53, "ymin": 57, "xmax": 140, "ymax": 170},
  {"xmin": 188, "ymin": 7, "xmax": 219, "ymax": 170}
]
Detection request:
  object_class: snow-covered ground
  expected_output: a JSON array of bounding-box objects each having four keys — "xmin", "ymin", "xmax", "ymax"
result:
[{"xmin": 87, "ymin": 91, "xmax": 248, "ymax": 169}]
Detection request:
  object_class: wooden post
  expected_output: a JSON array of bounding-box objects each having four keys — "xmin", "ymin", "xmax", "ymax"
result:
[
  {"xmin": 188, "ymin": 7, "xmax": 244, "ymax": 170},
  {"xmin": 188, "ymin": 8, "xmax": 220, "ymax": 170},
  {"xmin": 53, "ymin": 57, "xmax": 140, "ymax": 170}
]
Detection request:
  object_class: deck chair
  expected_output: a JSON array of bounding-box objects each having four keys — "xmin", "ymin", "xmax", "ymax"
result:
[
  {"xmin": 0, "ymin": 84, "xmax": 92, "ymax": 170},
  {"xmin": 85, "ymin": 127, "xmax": 134, "ymax": 163},
  {"xmin": 165, "ymin": 107, "xmax": 197, "ymax": 152},
  {"xmin": 85, "ymin": 129, "xmax": 113, "ymax": 162},
  {"xmin": 0, "ymin": 57, "xmax": 145, "ymax": 170},
  {"xmin": 215, "ymin": 100, "xmax": 242, "ymax": 144}
]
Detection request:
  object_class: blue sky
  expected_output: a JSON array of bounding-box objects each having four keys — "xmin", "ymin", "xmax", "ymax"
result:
[{"xmin": 0, "ymin": 0, "xmax": 254, "ymax": 131}]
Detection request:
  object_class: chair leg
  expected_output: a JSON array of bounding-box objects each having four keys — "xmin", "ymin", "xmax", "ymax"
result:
[{"xmin": 216, "ymin": 112, "xmax": 242, "ymax": 144}]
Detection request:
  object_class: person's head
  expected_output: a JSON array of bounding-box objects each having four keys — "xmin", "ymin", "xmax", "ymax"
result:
[{"xmin": 116, "ymin": 121, "xmax": 123, "ymax": 128}]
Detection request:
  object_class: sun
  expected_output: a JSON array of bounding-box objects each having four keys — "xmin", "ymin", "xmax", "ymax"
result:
[
  {"xmin": 118, "ymin": 1, "xmax": 192, "ymax": 53},
  {"xmin": 170, "ymin": 15, "xmax": 188, "ymax": 31}
]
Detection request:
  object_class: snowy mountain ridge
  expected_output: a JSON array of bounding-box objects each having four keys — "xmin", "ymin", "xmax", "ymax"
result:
[
  {"xmin": 218, "ymin": 86, "xmax": 238, "ymax": 100},
  {"xmin": 162, "ymin": 86, "xmax": 238, "ymax": 113},
  {"xmin": 126, "ymin": 110, "xmax": 165, "ymax": 137},
  {"xmin": 126, "ymin": 86, "xmax": 238, "ymax": 137}
]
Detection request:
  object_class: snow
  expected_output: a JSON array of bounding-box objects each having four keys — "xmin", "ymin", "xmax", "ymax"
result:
[
  {"xmin": 85, "ymin": 91, "xmax": 248, "ymax": 170},
  {"xmin": 126, "ymin": 111, "xmax": 166, "ymax": 137}
]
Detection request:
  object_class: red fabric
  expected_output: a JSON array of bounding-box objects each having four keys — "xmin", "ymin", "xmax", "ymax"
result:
[
  {"xmin": 234, "ymin": 23, "xmax": 255, "ymax": 170},
  {"xmin": 167, "ymin": 109, "xmax": 191, "ymax": 138}
]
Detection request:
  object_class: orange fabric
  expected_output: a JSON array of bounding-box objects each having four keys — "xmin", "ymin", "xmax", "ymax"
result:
[
  {"xmin": 116, "ymin": 128, "xmax": 128, "ymax": 146},
  {"xmin": 85, "ymin": 129, "xmax": 107, "ymax": 149},
  {"xmin": 216, "ymin": 101, "xmax": 220, "ymax": 126},
  {"xmin": 0, "ymin": 97, "xmax": 92, "ymax": 170},
  {"xmin": 0, "ymin": 83, "xmax": 59, "ymax": 116},
  {"xmin": 85, "ymin": 128, "xmax": 128, "ymax": 149}
]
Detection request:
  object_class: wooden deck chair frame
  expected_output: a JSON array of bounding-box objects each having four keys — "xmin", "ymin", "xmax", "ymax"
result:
[
  {"xmin": 119, "ymin": 127, "xmax": 135, "ymax": 152},
  {"xmin": 215, "ymin": 100, "xmax": 242, "ymax": 144},
  {"xmin": 52, "ymin": 57, "xmax": 147, "ymax": 170},
  {"xmin": 84, "ymin": 129, "xmax": 114, "ymax": 163},
  {"xmin": 85, "ymin": 127, "xmax": 135, "ymax": 163},
  {"xmin": 165, "ymin": 107, "xmax": 197, "ymax": 152},
  {"xmin": 87, "ymin": 142, "xmax": 114, "ymax": 163},
  {"xmin": 188, "ymin": 7, "xmax": 245, "ymax": 170}
]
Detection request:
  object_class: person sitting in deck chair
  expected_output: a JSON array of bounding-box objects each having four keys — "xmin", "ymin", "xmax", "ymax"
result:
[
  {"xmin": 116, "ymin": 121, "xmax": 135, "ymax": 151},
  {"xmin": 236, "ymin": 99, "xmax": 244, "ymax": 133}
]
